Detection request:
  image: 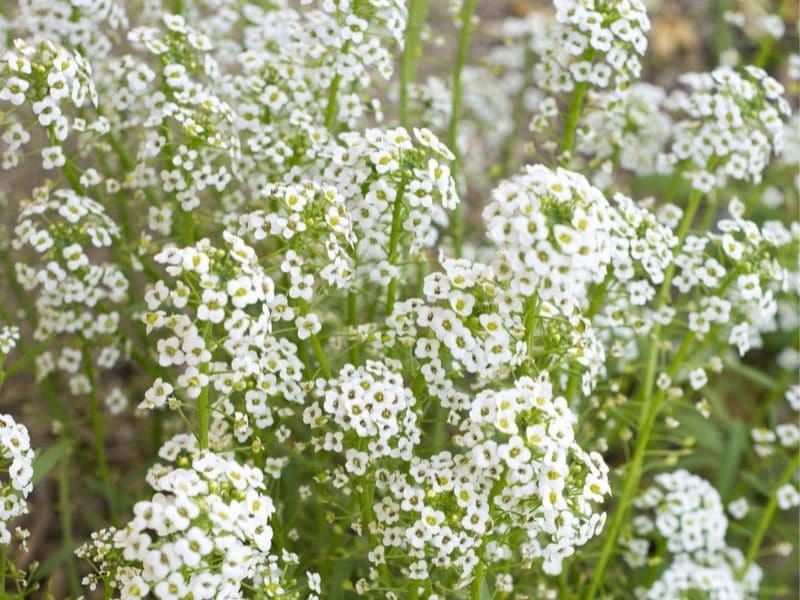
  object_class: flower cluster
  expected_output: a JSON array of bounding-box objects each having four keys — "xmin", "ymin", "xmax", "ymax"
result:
[
  {"xmin": 236, "ymin": 180, "xmax": 355, "ymax": 292},
  {"xmin": 12, "ymin": 188, "xmax": 128, "ymax": 402},
  {"xmin": 0, "ymin": 414, "xmax": 34, "ymax": 545},
  {"xmin": 359, "ymin": 373, "xmax": 609, "ymax": 590},
  {"xmin": 0, "ymin": 326, "xmax": 20, "ymax": 356},
  {"xmin": 484, "ymin": 164, "xmax": 612, "ymax": 306},
  {"xmin": 320, "ymin": 127, "xmax": 459, "ymax": 281},
  {"xmin": 539, "ymin": 0, "xmax": 650, "ymax": 92},
  {"xmin": 644, "ymin": 550, "xmax": 761, "ymax": 600},
  {"xmin": 141, "ymin": 234, "xmax": 307, "ymax": 444},
  {"xmin": 390, "ymin": 253, "xmax": 605, "ymax": 395},
  {"xmin": 78, "ymin": 440, "xmax": 295, "ymax": 599},
  {"xmin": 631, "ymin": 470, "xmax": 762, "ymax": 599},
  {"xmin": 0, "ymin": 38, "xmax": 97, "ymax": 170},
  {"xmin": 306, "ymin": 361, "xmax": 421, "ymax": 464},
  {"xmin": 578, "ymin": 84, "xmax": 673, "ymax": 178},
  {"xmin": 666, "ymin": 66, "xmax": 791, "ymax": 190}
]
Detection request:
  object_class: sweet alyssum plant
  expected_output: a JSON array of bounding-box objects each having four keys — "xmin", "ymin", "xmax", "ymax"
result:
[{"xmin": 0, "ymin": 0, "xmax": 797, "ymax": 598}]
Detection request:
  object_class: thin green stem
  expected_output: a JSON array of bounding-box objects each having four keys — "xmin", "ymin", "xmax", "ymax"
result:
[
  {"xmin": 754, "ymin": 0, "xmax": 788, "ymax": 68},
  {"xmin": 712, "ymin": 0, "xmax": 732, "ymax": 60},
  {"xmin": 308, "ymin": 332, "xmax": 332, "ymax": 379},
  {"xmin": 347, "ymin": 289, "xmax": 359, "ymax": 365},
  {"xmin": 58, "ymin": 447, "xmax": 80, "ymax": 596},
  {"xmin": 584, "ymin": 190, "xmax": 703, "ymax": 600},
  {"xmin": 499, "ymin": 48, "xmax": 535, "ymax": 177},
  {"xmin": 182, "ymin": 209, "xmax": 195, "ymax": 245},
  {"xmin": 385, "ymin": 181, "xmax": 408, "ymax": 316},
  {"xmin": 567, "ymin": 273, "xmax": 612, "ymax": 407},
  {"xmin": 448, "ymin": 0, "xmax": 478, "ymax": 257},
  {"xmin": 471, "ymin": 562, "xmax": 486, "ymax": 600},
  {"xmin": 399, "ymin": 0, "xmax": 429, "ymax": 128},
  {"xmin": 0, "ymin": 545, "xmax": 6, "ymax": 595},
  {"xmin": 297, "ymin": 299, "xmax": 332, "ymax": 378},
  {"xmin": 741, "ymin": 452, "xmax": 800, "ymax": 576},
  {"xmin": 560, "ymin": 82, "xmax": 588, "ymax": 157},
  {"xmin": 82, "ymin": 341, "xmax": 116, "ymax": 522},
  {"xmin": 358, "ymin": 482, "xmax": 390, "ymax": 582},
  {"xmin": 197, "ymin": 324, "xmax": 212, "ymax": 449},
  {"xmin": 324, "ymin": 42, "xmax": 350, "ymax": 129}
]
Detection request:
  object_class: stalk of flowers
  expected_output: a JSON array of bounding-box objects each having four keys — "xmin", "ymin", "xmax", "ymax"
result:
[
  {"xmin": 141, "ymin": 233, "xmax": 312, "ymax": 450},
  {"xmin": 77, "ymin": 436, "xmax": 318, "ymax": 599},
  {"xmin": 11, "ymin": 187, "xmax": 129, "ymax": 515},
  {"xmin": 576, "ymin": 84, "xmax": 673, "ymax": 182},
  {"xmin": 548, "ymin": 0, "xmax": 651, "ymax": 155},
  {"xmin": 2, "ymin": 1, "xmax": 127, "ymax": 56},
  {"xmin": 591, "ymin": 194, "xmax": 797, "ymax": 374},
  {"xmin": 0, "ymin": 38, "xmax": 98, "ymax": 174},
  {"xmin": 305, "ymin": 365, "xmax": 608, "ymax": 595},
  {"xmin": 0, "ymin": 403, "xmax": 36, "ymax": 596},
  {"xmin": 0, "ymin": 415, "xmax": 32, "ymax": 554},
  {"xmin": 628, "ymin": 470, "xmax": 762, "ymax": 599},
  {"xmin": 580, "ymin": 56, "xmax": 792, "ymax": 595},
  {"xmin": 125, "ymin": 13, "xmax": 239, "ymax": 235},
  {"xmin": 665, "ymin": 65, "xmax": 790, "ymax": 192},
  {"xmin": 315, "ymin": 126, "xmax": 459, "ymax": 317}
]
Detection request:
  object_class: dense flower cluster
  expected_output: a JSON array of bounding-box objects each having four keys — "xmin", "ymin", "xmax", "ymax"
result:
[
  {"xmin": 141, "ymin": 234, "xmax": 309, "ymax": 446},
  {"xmin": 540, "ymin": 0, "xmax": 650, "ymax": 91},
  {"xmin": 631, "ymin": 470, "xmax": 762, "ymax": 599},
  {"xmin": 485, "ymin": 164, "xmax": 612, "ymax": 305},
  {"xmin": 0, "ymin": 415, "xmax": 34, "ymax": 545},
  {"xmin": 644, "ymin": 550, "xmax": 761, "ymax": 600},
  {"xmin": 666, "ymin": 66, "xmax": 791, "ymax": 190},
  {"xmin": 78, "ymin": 439, "xmax": 301, "ymax": 599},
  {"xmin": 361, "ymin": 373, "xmax": 608, "ymax": 588},
  {"xmin": 306, "ymin": 360, "xmax": 421, "ymax": 463},
  {"xmin": 578, "ymin": 84, "xmax": 673, "ymax": 178}
]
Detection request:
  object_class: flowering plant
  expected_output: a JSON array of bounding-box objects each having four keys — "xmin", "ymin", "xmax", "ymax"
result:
[{"xmin": 0, "ymin": 0, "xmax": 797, "ymax": 598}]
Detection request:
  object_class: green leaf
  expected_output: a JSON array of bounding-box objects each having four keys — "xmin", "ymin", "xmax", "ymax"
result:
[
  {"xmin": 32, "ymin": 543, "xmax": 79, "ymax": 580},
  {"xmin": 31, "ymin": 438, "xmax": 71, "ymax": 486},
  {"xmin": 479, "ymin": 577, "xmax": 491, "ymax": 600},
  {"xmin": 716, "ymin": 420, "xmax": 746, "ymax": 499}
]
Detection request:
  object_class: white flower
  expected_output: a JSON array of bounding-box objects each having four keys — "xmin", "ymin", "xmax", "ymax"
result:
[{"xmin": 296, "ymin": 314, "xmax": 321, "ymax": 340}]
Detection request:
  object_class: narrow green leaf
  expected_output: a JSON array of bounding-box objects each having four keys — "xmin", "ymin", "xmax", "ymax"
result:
[
  {"xmin": 716, "ymin": 420, "xmax": 746, "ymax": 499},
  {"xmin": 32, "ymin": 543, "xmax": 80, "ymax": 580},
  {"xmin": 31, "ymin": 438, "xmax": 71, "ymax": 486}
]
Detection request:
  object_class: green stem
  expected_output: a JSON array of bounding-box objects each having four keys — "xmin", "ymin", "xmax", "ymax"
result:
[
  {"xmin": 385, "ymin": 181, "xmax": 408, "ymax": 316},
  {"xmin": 358, "ymin": 483, "xmax": 390, "ymax": 582},
  {"xmin": 297, "ymin": 299, "xmax": 332, "ymax": 378},
  {"xmin": 309, "ymin": 332, "xmax": 332, "ymax": 379},
  {"xmin": 82, "ymin": 341, "xmax": 116, "ymax": 522},
  {"xmin": 712, "ymin": 0, "xmax": 732, "ymax": 60},
  {"xmin": 324, "ymin": 42, "xmax": 349, "ymax": 129},
  {"xmin": 741, "ymin": 452, "xmax": 800, "ymax": 576},
  {"xmin": 399, "ymin": 0, "xmax": 429, "ymax": 128},
  {"xmin": 566, "ymin": 273, "xmax": 612, "ymax": 407},
  {"xmin": 58, "ymin": 447, "xmax": 80, "ymax": 596},
  {"xmin": 754, "ymin": 0, "xmax": 788, "ymax": 68},
  {"xmin": 583, "ymin": 190, "xmax": 703, "ymax": 600},
  {"xmin": 560, "ymin": 82, "xmax": 588, "ymax": 157},
  {"xmin": 471, "ymin": 562, "xmax": 486, "ymax": 600},
  {"xmin": 0, "ymin": 545, "xmax": 6, "ymax": 595},
  {"xmin": 197, "ymin": 382, "xmax": 210, "ymax": 450},
  {"xmin": 499, "ymin": 48, "xmax": 535, "ymax": 177},
  {"xmin": 448, "ymin": 0, "xmax": 478, "ymax": 257},
  {"xmin": 182, "ymin": 209, "xmax": 195, "ymax": 245},
  {"xmin": 197, "ymin": 324, "xmax": 212, "ymax": 449},
  {"xmin": 347, "ymin": 289, "xmax": 359, "ymax": 365}
]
